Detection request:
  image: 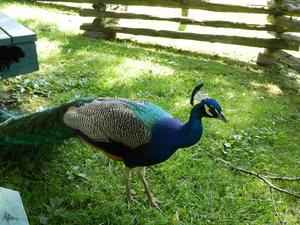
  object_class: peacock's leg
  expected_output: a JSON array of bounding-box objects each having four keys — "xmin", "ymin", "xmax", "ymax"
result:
[
  {"xmin": 137, "ymin": 167, "xmax": 162, "ymax": 211},
  {"xmin": 125, "ymin": 166, "xmax": 136, "ymax": 201}
]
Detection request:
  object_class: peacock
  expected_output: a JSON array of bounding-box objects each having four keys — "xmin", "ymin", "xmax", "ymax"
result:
[{"xmin": 0, "ymin": 84, "xmax": 226, "ymax": 209}]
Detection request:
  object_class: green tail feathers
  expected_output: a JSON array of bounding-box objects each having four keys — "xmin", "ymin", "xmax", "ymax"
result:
[
  {"xmin": 0, "ymin": 105, "xmax": 15, "ymax": 123},
  {"xmin": 0, "ymin": 98, "xmax": 94, "ymax": 159}
]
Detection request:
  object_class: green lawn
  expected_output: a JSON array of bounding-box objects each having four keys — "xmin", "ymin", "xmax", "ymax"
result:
[{"xmin": 0, "ymin": 1, "xmax": 300, "ymax": 224}]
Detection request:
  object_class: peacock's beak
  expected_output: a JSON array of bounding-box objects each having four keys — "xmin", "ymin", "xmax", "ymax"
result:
[{"xmin": 217, "ymin": 112, "xmax": 228, "ymax": 123}]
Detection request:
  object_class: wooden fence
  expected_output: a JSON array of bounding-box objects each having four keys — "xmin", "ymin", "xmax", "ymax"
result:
[{"xmin": 38, "ymin": 0, "xmax": 300, "ymax": 72}]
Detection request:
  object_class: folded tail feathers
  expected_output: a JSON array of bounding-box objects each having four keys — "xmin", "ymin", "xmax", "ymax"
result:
[
  {"xmin": 0, "ymin": 98, "xmax": 94, "ymax": 159},
  {"xmin": 0, "ymin": 104, "xmax": 16, "ymax": 123}
]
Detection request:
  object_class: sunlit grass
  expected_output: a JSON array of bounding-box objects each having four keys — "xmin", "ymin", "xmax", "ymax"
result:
[
  {"xmin": 250, "ymin": 82, "xmax": 283, "ymax": 95},
  {"xmin": 0, "ymin": 1, "xmax": 299, "ymax": 225}
]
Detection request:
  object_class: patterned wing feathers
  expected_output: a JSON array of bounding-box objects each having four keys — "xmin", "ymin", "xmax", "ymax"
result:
[{"xmin": 63, "ymin": 100, "xmax": 151, "ymax": 149}]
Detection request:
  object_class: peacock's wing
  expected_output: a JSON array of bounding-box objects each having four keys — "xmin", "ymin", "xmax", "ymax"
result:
[{"xmin": 63, "ymin": 98, "xmax": 172, "ymax": 149}]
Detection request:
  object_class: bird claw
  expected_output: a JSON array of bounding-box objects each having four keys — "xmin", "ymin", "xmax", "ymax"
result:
[
  {"xmin": 127, "ymin": 192, "xmax": 139, "ymax": 202},
  {"xmin": 127, "ymin": 197, "xmax": 139, "ymax": 209},
  {"xmin": 150, "ymin": 196, "xmax": 163, "ymax": 204},
  {"xmin": 148, "ymin": 196, "xmax": 163, "ymax": 212},
  {"xmin": 127, "ymin": 192, "xmax": 163, "ymax": 211}
]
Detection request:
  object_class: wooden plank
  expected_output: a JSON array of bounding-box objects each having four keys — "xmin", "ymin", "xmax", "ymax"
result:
[
  {"xmin": 278, "ymin": 33, "xmax": 300, "ymax": 43},
  {"xmin": 0, "ymin": 11, "xmax": 36, "ymax": 44},
  {"xmin": 257, "ymin": 52, "xmax": 277, "ymax": 66},
  {"xmin": 269, "ymin": 49, "xmax": 300, "ymax": 72},
  {"xmin": 40, "ymin": 0, "xmax": 271, "ymax": 13},
  {"xmin": 0, "ymin": 11, "xmax": 12, "ymax": 46},
  {"xmin": 0, "ymin": 187, "xmax": 29, "ymax": 225},
  {"xmin": 267, "ymin": 15, "xmax": 300, "ymax": 32},
  {"xmin": 282, "ymin": 1, "xmax": 300, "ymax": 16},
  {"xmin": 0, "ymin": 29, "xmax": 11, "ymax": 46},
  {"xmin": 80, "ymin": 23, "xmax": 299, "ymax": 51},
  {"xmin": 40, "ymin": 0, "xmax": 300, "ymax": 16},
  {"xmin": 80, "ymin": 9, "xmax": 286, "ymax": 32},
  {"xmin": 96, "ymin": 0, "xmax": 271, "ymax": 14}
]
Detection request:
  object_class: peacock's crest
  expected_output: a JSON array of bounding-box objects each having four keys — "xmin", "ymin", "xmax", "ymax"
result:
[{"xmin": 190, "ymin": 83, "xmax": 207, "ymax": 106}]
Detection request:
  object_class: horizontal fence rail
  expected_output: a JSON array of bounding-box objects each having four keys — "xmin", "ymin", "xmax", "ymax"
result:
[
  {"xmin": 38, "ymin": 0, "xmax": 300, "ymax": 16},
  {"xmin": 267, "ymin": 15, "xmax": 300, "ymax": 32},
  {"xmin": 269, "ymin": 50, "xmax": 300, "ymax": 71},
  {"xmin": 80, "ymin": 9, "xmax": 289, "ymax": 32},
  {"xmin": 81, "ymin": 23, "xmax": 299, "ymax": 51}
]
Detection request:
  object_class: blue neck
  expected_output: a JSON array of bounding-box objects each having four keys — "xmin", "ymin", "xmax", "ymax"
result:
[
  {"xmin": 127, "ymin": 104, "xmax": 205, "ymax": 168},
  {"xmin": 175, "ymin": 112, "xmax": 203, "ymax": 148},
  {"xmin": 152, "ymin": 103, "xmax": 205, "ymax": 152}
]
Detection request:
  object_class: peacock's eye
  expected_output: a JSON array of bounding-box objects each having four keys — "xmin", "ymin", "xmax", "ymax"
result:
[
  {"xmin": 209, "ymin": 108, "xmax": 216, "ymax": 116},
  {"xmin": 204, "ymin": 104, "xmax": 221, "ymax": 118},
  {"xmin": 209, "ymin": 107, "xmax": 221, "ymax": 118}
]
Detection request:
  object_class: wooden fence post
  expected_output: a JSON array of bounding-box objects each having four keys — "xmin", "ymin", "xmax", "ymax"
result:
[
  {"xmin": 257, "ymin": 0, "xmax": 283, "ymax": 66},
  {"xmin": 84, "ymin": 2, "xmax": 116, "ymax": 39},
  {"xmin": 257, "ymin": 0, "xmax": 300, "ymax": 72}
]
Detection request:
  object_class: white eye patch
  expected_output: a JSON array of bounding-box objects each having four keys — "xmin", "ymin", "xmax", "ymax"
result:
[{"xmin": 204, "ymin": 104, "xmax": 213, "ymax": 116}]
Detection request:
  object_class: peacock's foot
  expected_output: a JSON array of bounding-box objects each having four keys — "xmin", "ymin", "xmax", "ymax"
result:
[
  {"xmin": 147, "ymin": 195, "xmax": 163, "ymax": 212},
  {"xmin": 126, "ymin": 192, "xmax": 139, "ymax": 202}
]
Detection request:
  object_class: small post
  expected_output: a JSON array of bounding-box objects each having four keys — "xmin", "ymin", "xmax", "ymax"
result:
[
  {"xmin": 84, "ymin": 3, "xmax": 116, "ymax": 40},
  {"xmin": 178, "ymin": 8, "xmax": 189, "ymax": 31}
]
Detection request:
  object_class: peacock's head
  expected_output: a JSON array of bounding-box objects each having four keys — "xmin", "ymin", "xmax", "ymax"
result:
[{"xmin": 190, "ymin": 83, "xmax": 227, "ymax": 122}]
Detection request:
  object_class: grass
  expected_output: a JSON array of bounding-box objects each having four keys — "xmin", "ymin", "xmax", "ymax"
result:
[{"xmin": 0, "ymin": 1, "xmax": 300, "ymax": 224}]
